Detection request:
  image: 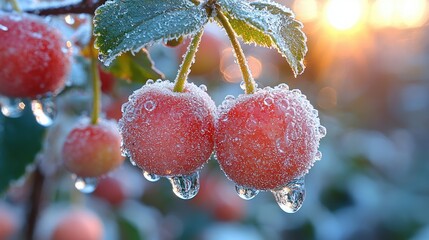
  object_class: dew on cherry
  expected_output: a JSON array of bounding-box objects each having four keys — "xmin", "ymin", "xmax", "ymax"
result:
[
  {"xmin": 277, "ymin": 83, "xmax": 289, "ymax": 90},
  {"xmin": 129, "ymin": 157, "xmax": 137, "ymax": 166},
  {"xmin": 263, "ymin": 97, "xmax": 274, "ymax": 106},
  {"xmin": 0, "ymin": 24, "xmax": 8, "ymax": 31},
  {"xmin": 199, "ymin": 84, "xmax": 207, "ymax": 92},
  {"xmin": 143, "ymin": 170, "xmax": 160, "ymax": 182},
  {"xmin": 0, "ymin": 96, "xmax": 25, "ymax": 118},
  {"xmin": 74, "ymin": 176, "xmax": 98, "ymax": 194},
  {"xmin": 143, "ymin": 100, "xmax": 156, "ymax": 112},
  {"xmin": 168, "ymin": 171, "xmax": 200, "ymax": 200},
  {"xmin": 235, "ymin": 185, "xmax": 259, "ymax": 200},
  {"xmin": 240, "ymin": 81, "xmax": 246, "ymax": 90},
  {"xmin": 146, "ymin": 79, "xmax": 154, "ymax": 85},
  {"xmin": 31, "ymin": 98, "xmax": 56, "ymax": 127},
  {"xmin": 272, "ymin": 176, "xmax": 305, "ymax": 213},
  {"xmin": 318, "ymin": 125, "xmax": 327, "ymax": 138},
  {"xmin": 314, "ymin": 150, "xmax": 322, "ymax": 161}
]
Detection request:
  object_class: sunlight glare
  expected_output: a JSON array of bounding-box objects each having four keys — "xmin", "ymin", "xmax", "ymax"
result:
[{"xmin": 325, "ymin": 0, "xmax": 366, "ymax": 31}]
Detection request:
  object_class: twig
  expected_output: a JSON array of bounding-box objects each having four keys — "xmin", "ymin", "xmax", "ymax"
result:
[{"xmin": 25, "ymin": 0, "xmax": 107, "ymax": 16}]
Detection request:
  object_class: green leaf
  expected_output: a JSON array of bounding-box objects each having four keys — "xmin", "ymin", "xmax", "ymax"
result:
[
  {"xmin": 94, "ymin": 0, "xmax": 209, "ymax": 65},
  {"xmin": 0, "ymin": 106, "xmax": 45, "ymax": 194},
  {"xmin": 118, "ymin": 216, "xmax": 143, "ymax": 240},
  {"xmin": 223, "ymin": 13, "xmax": 273, "ymax": 48},
  {"xmin": 107, "ymin": 49, "xmax": 164, "ymax": 83},
  {"xmin": 218, "ymin": 0, "xmax": 307, "ymax": 76}
]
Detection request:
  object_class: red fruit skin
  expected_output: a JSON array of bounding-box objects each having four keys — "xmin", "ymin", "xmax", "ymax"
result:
[
  {"xmin": 93, "ymin": 176, "xmax": 126, "ymax": 206},
  {"xmin": 0, "ymin": 204, "xmax": 17, "ymax": 239},
  {"xmin": 119, "ymin": 80, "xmax": 216, "ymax": 176},
  {"xmin": 98, "ymin": 66, "xmax": 115, "ymax": 94},
  {"xmin": 215, "ymin": 88, "xmax": 321, "ymax": 190},
  {"xmin": 51, "ymin": 209, "xmax": 103, "ymax": 240},
  {"xmin": 0, "ymin": 12, "xmax": 71, "ymax": 98},
  {"xmin": 62, "ymin": 118, "xmax": 125, "ymax": 177}
]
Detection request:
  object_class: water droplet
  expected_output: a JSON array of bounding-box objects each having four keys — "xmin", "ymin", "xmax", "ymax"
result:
[
  {"xmin": 74, "ymin": 176, "xmax": 98, "ymax": 193},
  {"xmin": 0, "ymin": 97, "xmax": 25, "ymax": 118},
  {"xmin": 318, "ymin": 125, "xmax": 327, "ymax": 138},
  {"xmin": 64, "ymin": 15, "xmax": 75, "ymax": 25},
  {"xmin": 168, "ymin": 172, "xmax": 200, "ymax": 200},
  {"xmin": 129, "ymin": 158, "xmax": 137, "ymax": 166},
  {"xmin": 143, "ymin": 171, "xmax": 160, "ymax": 182},
  {"xmin": 314, "ymin": 150, "xmax": 322, "ymax": 161},
  {"xmin": 272, "ymin": 177, "xmax": 305, "ymax": 213},
  {"xmin": 155, "ymin": 79, "xmax": 162, "ymax": 83},
  {"xmin": 263, "ymin": 97, "xmax": 274, "ymax": 106},
  {"xmin": 31, "ymin": 98, "xmax": 56, "ymax": 127},
  {"xmin": 235, "ymin": 185, "xmax": 259, "ymax": 200},
  {"xmin": 199, "ymin": 84, "xmax": 207, "ymax": 92},
  {"xmin": 240, "ymin": 81, "xmax": 246, "ymax": 90},
  {"xmin": 0, "ymin": 24, "xmax": 8, "ymax": 31},
  {"xmin": 144, "ymin": 100, "xmax": 156, "ymax": 112},
  {"xmin": 225, "ymin": 95, "xmax": 235, "ymax": 101},
  {"xmin": 146, "ymin": 79, "xmax": 154, "ymax": 85},
  {"xmin": 277, "ymin": 83, "xmax": 289, "ymax": 90}
]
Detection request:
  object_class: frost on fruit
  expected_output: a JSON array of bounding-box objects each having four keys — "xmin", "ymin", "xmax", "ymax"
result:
[
  {"xmin": 215, "ymin": 84, "xmax": 326, "ymax": 191},
  {"xmin": 0, "ymin": 12, "xmax": 71, "ymax": 99},
  {"xmin": 119, "ymin": 80, "xmax": 216, "ymax": 177},
  {"xmin": 62, "ymin": 117, "xmax": 124, "ymax": 178}
]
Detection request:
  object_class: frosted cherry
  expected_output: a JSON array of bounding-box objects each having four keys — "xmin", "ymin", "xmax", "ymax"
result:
[
  {"xmin": 119, "ymin": 80, "xmax": 216, "ymax": 176},
  {"xmin": 0, "ymin": 12, "xmax": 71, "ymax": 98},
  {"xmin": 215, "ymin": 85, "xmax": 325, "ymax": 190},
  {"xmin": 62, "ymin": 117, "xmax": 124, "ymax": 177}
]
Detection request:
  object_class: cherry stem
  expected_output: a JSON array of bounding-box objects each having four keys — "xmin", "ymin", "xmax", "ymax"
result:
[
  {"xmin": 89, "ymin": 36, "xmax": 101, "ymax": 125},
  {"xmin": 8, "ymin": 0, "xmax": 21, "ymax": 12},
  {"xmin": 216, "ymin": 5, "xmax": 256, "ymax": 94},
  {"xmin": 173, "ymin": 30, "xmax": 204, "ymax": 93}
]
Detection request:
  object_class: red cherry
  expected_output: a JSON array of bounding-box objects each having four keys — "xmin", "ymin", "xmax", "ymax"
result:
[
  {"xmin": 62, "ymin": 117, "xmax": 125, "ymax": 177},
  {"xmin": 98, "ymin": 66, "xmax": 115, "ymax": 94},
  {"xmin": 215, "ymin": 85, "xmax": 325, "ymax": 190},
  {"xmin": 0, "ymin": 12, "xmax": 71, "ymax": 98},
  {"xmin": 51, "ymin": 209, "xmax": 103, "ymax": 240},
  {"xmin": 119, "ymin": 80, "xmax": 216, "ymax": 176},
  {"xmin": 93, "ymin": 176, "xmax": 126, "ymax": 206},
  {"xmin": 0, "ymin": 203, "xmax": 17, "ymax": 239}
]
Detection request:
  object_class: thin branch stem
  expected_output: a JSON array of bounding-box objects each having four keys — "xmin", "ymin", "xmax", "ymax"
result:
[
  {"xmin": 89, "ymin": 37, "xmax": 101, "ymax": 125},
  {"xmin": 173, "ymin": 30, "xmax": 204, "ymax": 93},
  {"xmin": 25, "ymin": 0, "xmax": 106, "ymax": 15},
  {"xmin": 215, "ymin": 5, "xmax": 256, "ymax": 94},
  {"xmin": 7, "ymin": 0, "xmax": 21, "ymax": 12}
]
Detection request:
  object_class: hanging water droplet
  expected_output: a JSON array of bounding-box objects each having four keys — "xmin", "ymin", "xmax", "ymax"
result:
[
  {"xmin": 74, "ymin": 176, "xmax": 98, "ymax": 193},
  {"xmin": 314, "ymin": 150, "xmax": 322, "ymax": 161},
  {"xmin": 235, "ymin": 185, "xmax": 259, "ymax": 200},
  {"xmin": 169, "ymin": 172, "xmax": 200, "ymax": 200},
  {"xmin": 199, "ymin": 84, "xmax": 207, "ymax": 92},
  {"xmin": 272, "ymin": 177, "xmax": 305, "ymax": 213},
  {"xmin": 318, "ymin": 125, "xmax": 327, "ymax": 138},
  {"xmin": 143, "ymin": 170, "xmax": 160, "ymax": 182},
  {"xmin": 31, "ymin": 98, "xmax": 56, "ymax": 127},
  {"xmin": 0, "ymin": 97, "xmax": 25, "ymax": 118},
  {"xmin": 144, "ymin": 100, "xmax": 156, "ymax": 112}
]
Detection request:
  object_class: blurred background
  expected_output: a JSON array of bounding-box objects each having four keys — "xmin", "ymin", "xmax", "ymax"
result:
[{"xmin": 1, "ymin": 0, "xmax": 429, "ymax": 239}]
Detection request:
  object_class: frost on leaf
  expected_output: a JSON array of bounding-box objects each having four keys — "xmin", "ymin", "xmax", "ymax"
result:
[
  {"xmin": 217, "ymin": 0, "xmax": 307, "ymax": 76},
  {"xmin": 94, "ymin": 0, "xmax": 209, "ymax": 65}
]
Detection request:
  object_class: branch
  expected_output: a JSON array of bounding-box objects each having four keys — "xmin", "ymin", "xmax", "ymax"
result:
[{"xmin": 25, "ymin": 0, "xmax": 107, "ymax": 16}]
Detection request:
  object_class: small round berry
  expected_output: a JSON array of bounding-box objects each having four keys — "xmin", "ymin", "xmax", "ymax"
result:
[
  {"xmin": 62, "ymin": 117, "xmax": 124, "ymax": 177},
  {"xmin": 51, "ymin": 209, "xmax": 103, "ymax": 240},
  {"xmin": 93, "ymin": 176, "xmax": 126, "ymax": 206},
  {"xmin": 215, "ymin": 85, "xmax": 325, "ymax": 190},
  {"xmin": 0, "ymin": 12, "xmax": 71, "ymax": 98},
  {"xmin": 119, "ymin": 80, "xmax": 216, "ymax": 176}
]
